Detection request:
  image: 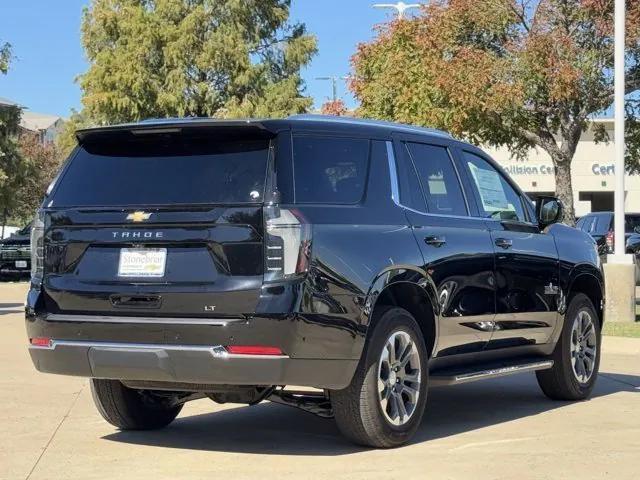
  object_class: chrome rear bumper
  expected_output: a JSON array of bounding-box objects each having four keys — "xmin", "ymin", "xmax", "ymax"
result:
[{"xmin": 29, "ymin": 340, "xmax": 357, "ymax": 389}]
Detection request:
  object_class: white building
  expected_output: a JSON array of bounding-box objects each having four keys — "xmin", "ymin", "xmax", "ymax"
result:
[{"xmin": 485, "ymin": 119, "xmax": 637, "ymax": 216}]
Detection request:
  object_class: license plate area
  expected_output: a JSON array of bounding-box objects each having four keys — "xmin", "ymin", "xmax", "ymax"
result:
[
  {"xmin": 15, "ymin": 260, "xmax": 27, "ymax": 269},
  {"xmin": 118, "ymin": 248, "xmax": 167, "ymax": 278}
]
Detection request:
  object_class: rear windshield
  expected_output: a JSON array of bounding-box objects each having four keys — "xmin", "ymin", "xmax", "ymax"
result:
[{"xmin": 50, "ymin": 130, "xmax": 270, "ymax": 207}]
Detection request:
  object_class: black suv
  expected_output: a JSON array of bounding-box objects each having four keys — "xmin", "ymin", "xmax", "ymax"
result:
[
  {"xmin": 26, "ymin": 115, "xmax": 604, "ymax": 448},
  {"xmin": 0, "ymin": 224, "xmax": 31, "ymax": 277}
]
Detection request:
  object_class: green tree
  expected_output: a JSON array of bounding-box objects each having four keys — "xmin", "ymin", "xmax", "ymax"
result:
[
  {"xmin": 56, "ymin": 109, "xmax": 91, "ymax": 159},
  {"xmin": 79, "ymin": 0, "xmax": 317, "ymax": 124},
  {"xmin": 0, "ymin": 42, "xmax": 29, "ymax": 233},
  {"xmin": 0, "ymin": 105, "xmax": 24, "ymax": 233},
  {"xmin": 0, "ymin": 41, "xmax": 11, "ymax": 74},
  {"xmin": 351, "ymin": 0, "xmax": 640, "ymax": 224}
]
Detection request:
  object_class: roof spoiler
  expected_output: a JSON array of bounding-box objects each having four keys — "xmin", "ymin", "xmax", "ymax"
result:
[{"xmin": 75, "ymin": 118, "xmax": 273, "ymax": 144}]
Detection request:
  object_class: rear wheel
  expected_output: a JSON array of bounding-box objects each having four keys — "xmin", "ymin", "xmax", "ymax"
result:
[
  {"xmin": 90, "ymin": 379, "xmax": 182, "ymax": 430},
  {"xmin": 330, "ymin": 307, "xmax": 428, "ymax": 448},
  {"xmin": 536, "ymin": 293, "xmax": 601, "ymax": 400}
]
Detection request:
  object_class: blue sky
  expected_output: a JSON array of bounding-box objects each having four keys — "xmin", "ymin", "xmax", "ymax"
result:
[{"xmin": 0, "ymin": 0, "xmax": 401, "ymax": 118}]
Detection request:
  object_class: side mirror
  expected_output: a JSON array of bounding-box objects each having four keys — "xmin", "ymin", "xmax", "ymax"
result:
[{"xmin": 536, "ymin": 196, "xmax": 563, "ymax": 229}]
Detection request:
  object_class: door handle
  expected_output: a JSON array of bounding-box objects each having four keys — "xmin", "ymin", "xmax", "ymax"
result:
[
  {"xmin": 494, "ymin": 238, "xmax": 513, "ymax": 249},
  {"xmin": 424, "ymin": 235, "xmax": 446, "ymax": 247}
]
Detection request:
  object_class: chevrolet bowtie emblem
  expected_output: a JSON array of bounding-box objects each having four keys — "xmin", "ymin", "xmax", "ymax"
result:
[{"xmin": 126, "ymin": 211, "xmax": 152, "ymax": 222}]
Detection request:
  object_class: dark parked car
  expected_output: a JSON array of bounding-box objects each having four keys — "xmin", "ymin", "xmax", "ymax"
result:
[
  {"xmin": 26, "ymin": 115, "xmax": 604, "ymax": 448},
  {"xmin": 576, "ymin": 211, "xmax": 640, "ymax": 282},
  {"xmin": 0, "ymin": 224, "xmax": 31, "ymax": 278}
]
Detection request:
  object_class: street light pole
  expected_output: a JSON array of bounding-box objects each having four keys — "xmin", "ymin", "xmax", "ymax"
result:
[
  {"xmin": 613, "ymin": 0, "xmax": 626, "ymax": 259},
  {"xmin": 316, "ymin": 76, "xmax": 349, "ymax": 103},
  {"xmin": 372, "ymin": 2, "xmax": 421, "ymax": 19}
]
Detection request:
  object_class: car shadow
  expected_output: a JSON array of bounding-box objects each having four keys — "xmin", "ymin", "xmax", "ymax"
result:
[
  {"xmin": 0, "ymin": 302, "xmax": 24, "ymax": 315},
  {"xmin": 102, "ymin": 371, "xmax": 639, "ymax": 456}
]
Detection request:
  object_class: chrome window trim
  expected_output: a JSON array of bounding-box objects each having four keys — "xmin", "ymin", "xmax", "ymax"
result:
[
  {"xmin": 45, "ymin": 314, "xmax": 245, "ymax": 326},
  {"xmin": 386, "ymin": 141, "xmax": 401, "ymax": 206}
]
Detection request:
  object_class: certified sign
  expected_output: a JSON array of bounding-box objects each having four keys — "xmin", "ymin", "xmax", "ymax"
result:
[{"xmin": 118, "ymin": 248, "xmax": 167, "ymax": 277}]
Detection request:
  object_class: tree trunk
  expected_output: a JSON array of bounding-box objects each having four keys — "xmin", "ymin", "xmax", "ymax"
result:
[
  {"xmin": 552, "ymin": 160, "xmax": 576, "ymax": 226},
  {"xmin": 1, "ymin": 208, "xmax": 6, "ymax": 239}
]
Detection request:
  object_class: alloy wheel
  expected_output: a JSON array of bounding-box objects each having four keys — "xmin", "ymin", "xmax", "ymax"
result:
[
  {"xmin": 570, "ymin": 310, "xmax": 597, "ymax": 384},
  {"xmin": 377, "ymin": 330, "xmax": 421, "ymax": 426}
]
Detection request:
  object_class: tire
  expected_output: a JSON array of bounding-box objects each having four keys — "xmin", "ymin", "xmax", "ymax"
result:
[
  {"xmin": 90, "ymin": 379, "xmax": 182, "ymax": 430},
  {"xmin": 634, "ymin": 255, "xmax": 640, "ymax": 285},
  {"xmin": 536, "ymin": 293, "xmax": 601, "ymax": 401},
  {"xmin": 330, "ymin": 307, "xmax": 429, "ymax": 448}
]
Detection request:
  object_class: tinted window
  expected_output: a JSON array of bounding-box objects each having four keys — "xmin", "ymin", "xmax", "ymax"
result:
[
  {"xmin": 396, "ymin": 143, "xmax": 427, "ymax": 212},
  {"xmin": 462, "ymin": 151, "xmax": 527, "ymax": 222},
  {"xmin": 293, "ymin": 136, "xmax": 369, "ymax": 204},
  {"xmin": 625, "ymin": 215, "xmax": 640, "ymax": 233},
  {"xmin": 52, "ymin": 133, "xmax": 269, "ymax": 207},
  {"xmin": 405, "ymin": 143, "xmax": 466, "ymax": 216},
  {"xmin": 593, "ymin": 215, "xmax": 612, "ymax": 235}
]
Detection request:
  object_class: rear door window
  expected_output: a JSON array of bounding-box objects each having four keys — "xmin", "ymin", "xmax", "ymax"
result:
[
  {"xmin": 292, "ymin": 136, "xmax": 370, "ymax": 204},
  {"xmin": 51, "ymin": 131, "xmax": 270, "ymax": 206},
  {"xmin": 405, "ymin": 142, "xmax": 467, "ymax": 216},
  {"xmin": 395, "ymin": 143, "xmax": 427, "ymax": 212}
]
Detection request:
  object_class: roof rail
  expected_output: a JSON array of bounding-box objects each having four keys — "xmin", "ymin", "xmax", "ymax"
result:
[{"xmin": 287, "ymin": 114, "xmax": 452, "ymax": 138}]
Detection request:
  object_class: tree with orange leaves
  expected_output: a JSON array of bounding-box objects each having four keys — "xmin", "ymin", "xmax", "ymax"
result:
[
  {"xmin": 351, "ymin": 0, "xmax": 640, "ymax": 224},
  {"xmin": 321, "ymin": 99, "xmax": 348, "ymax": 116}
]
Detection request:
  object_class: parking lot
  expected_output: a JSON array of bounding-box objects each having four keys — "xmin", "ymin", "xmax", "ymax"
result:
[{"xmin": 1, "ymin": 281, "xmax": 639, "ymax": 480}]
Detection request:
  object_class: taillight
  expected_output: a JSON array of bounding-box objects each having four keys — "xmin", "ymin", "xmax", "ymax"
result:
[
  {"xmin": 30, "ymin": 210, "xmax": 45, "ymax": 282},
  {"xmin": 605, "ymin": 230, "xmax": 614, "ymax": 253},
  {"xmin": 30, "ymin": 337, "xmax": 51, "ymax": 347},
  {"xmin": 263, "ymin": 206, "xmax": 311, "ymax": 282},
  {"xmin": 226, "ymin": 345, "xmax": 284, "ymax": 356}
]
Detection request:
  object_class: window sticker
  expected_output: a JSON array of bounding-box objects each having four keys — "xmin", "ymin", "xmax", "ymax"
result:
[
  {"xmin": 428, "ymin": 173, "xmax": 447, "ymax": 195},
  {"xmin": 468, "ymin": 163, "xmax": 510, "ymax": 212}
]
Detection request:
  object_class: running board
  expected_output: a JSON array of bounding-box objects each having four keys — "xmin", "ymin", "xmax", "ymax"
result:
[{"xmin": 430, "ymin": 360, "xmax": 554, "ymax": 386}]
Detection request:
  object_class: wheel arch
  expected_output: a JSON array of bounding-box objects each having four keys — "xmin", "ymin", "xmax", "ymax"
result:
[
  {"xmin": 365, "ymin": 269, "xmax": 439, "ymax": 358},
  {"xmin": 567, "ymin": 269, "xmax": 604, "ymax": 327}
]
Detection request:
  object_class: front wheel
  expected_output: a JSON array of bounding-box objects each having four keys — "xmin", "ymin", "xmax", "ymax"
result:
[
  {"xmin": 536, "ymin": 293, "xmax": 601, "ymax": 400},
  {"xmin": 330, "ymin": 307, "xmax": 428, "ymax": 448},
  {"xmin": 90, "ymin": 379, "xmax": 183, "ymax": 430}
]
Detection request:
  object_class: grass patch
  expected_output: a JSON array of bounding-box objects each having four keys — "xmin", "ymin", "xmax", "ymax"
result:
[{"xmin": 603, "ymin": 322, "xmax": 640, "ymax": 338}]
